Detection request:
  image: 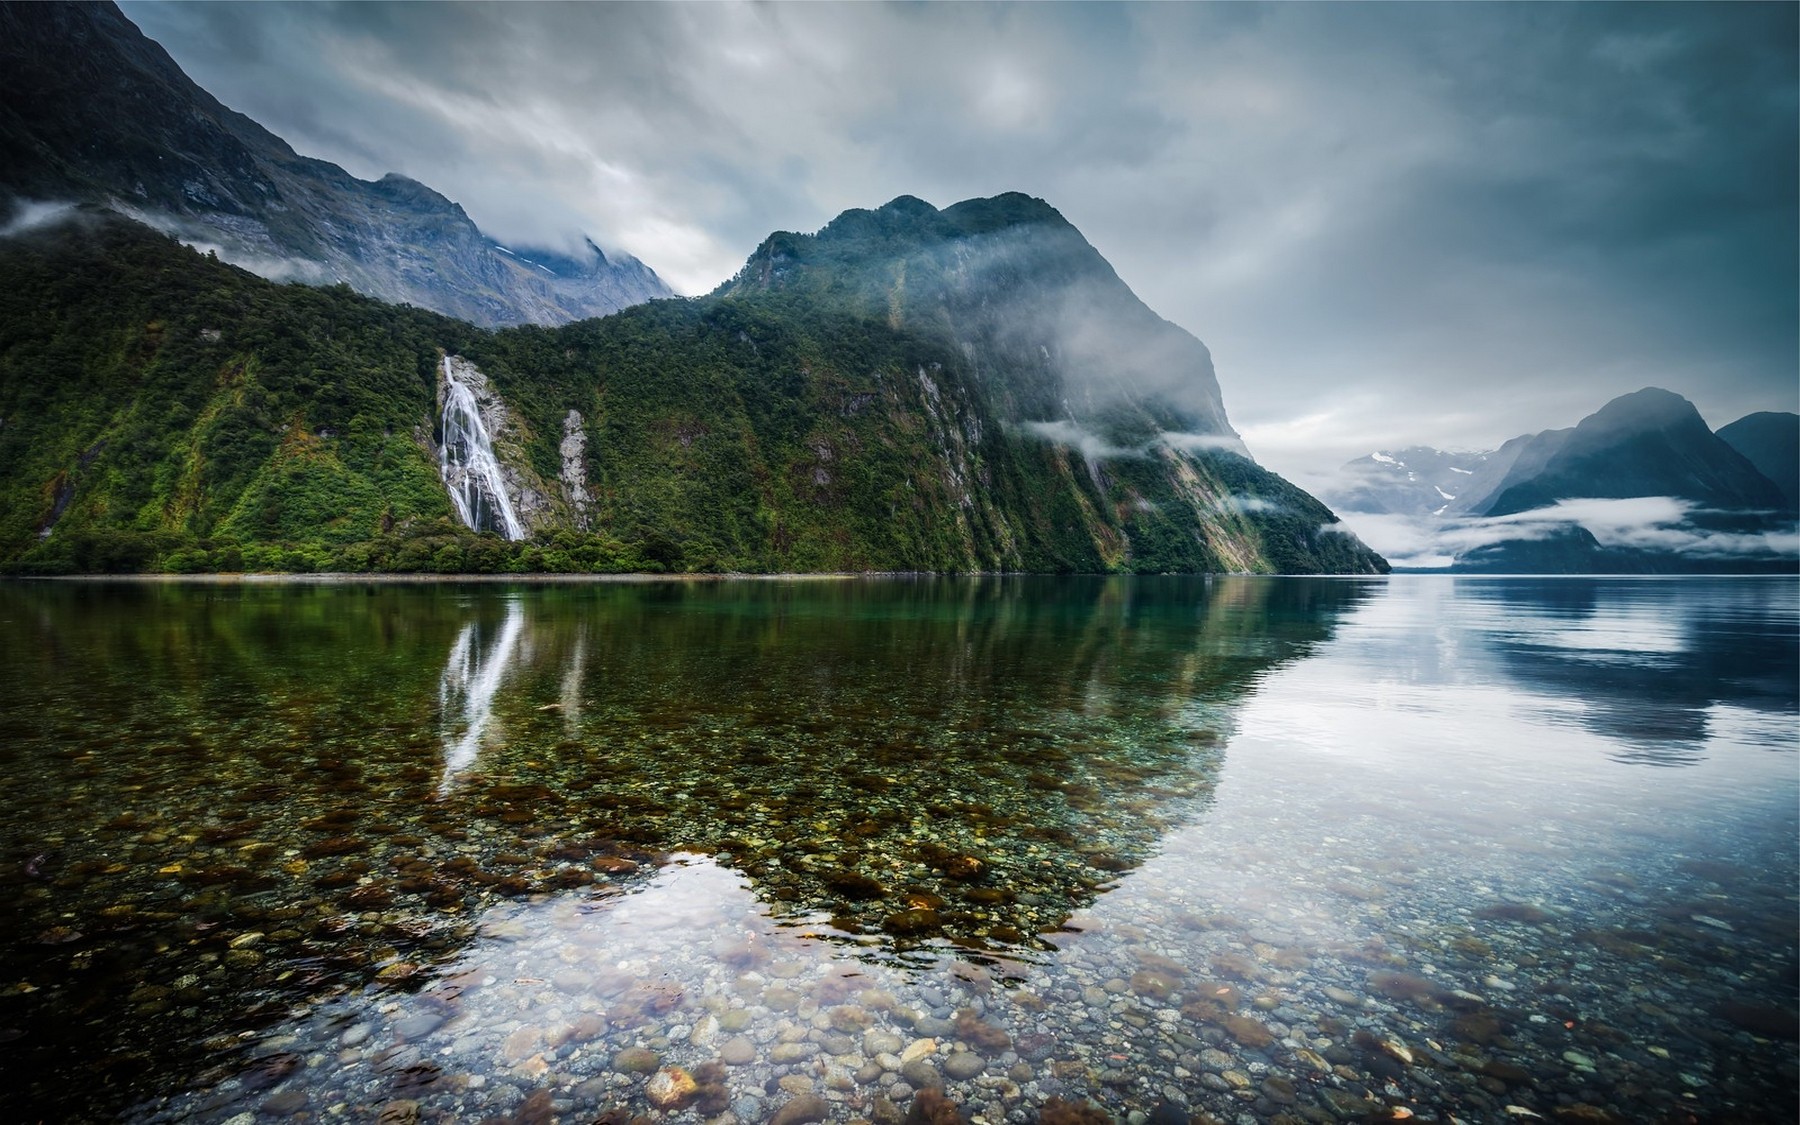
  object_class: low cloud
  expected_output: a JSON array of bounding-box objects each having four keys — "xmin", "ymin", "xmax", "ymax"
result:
[
  {"xmin": 1339, "ymin": 496, "xmax": 1799, "ymax": 568},
  {"xmin": 1156, "ymin": 430, "xmax": 1252, "ymax": 457},
  {"xmin": 0, "ymin": 200, "xmax": 79, "ymax": 238},
  {"xmin": 1222, "ymin": 494, "xmax": 1286, "ymax": 515},
  {"xmin": 175, "ymin": 238, "xmax": 332, "ymax": 285},
  {"xmin": 123, "ymin": 207, "xmax": 332, "ymax": 284},
  {"xmin": 1020, "ymin": 420, "xmax": 1143, "ymax": 462},
  {"xmin": 1021, "ymin": 421, "xmax": 1253, "ymax": 463}
]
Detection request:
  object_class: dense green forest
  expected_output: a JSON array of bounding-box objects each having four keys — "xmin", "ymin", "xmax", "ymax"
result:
[{"xmin": 0, "ymin": 209, "xmax": 1385, "ymax": 575}]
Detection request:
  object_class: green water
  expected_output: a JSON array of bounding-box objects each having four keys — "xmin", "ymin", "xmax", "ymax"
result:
[
  {"xmin": 0, "ymin": 576, "xmax": 1793, "ymax": 1123},
  {"xmin": 0, "ymin": 577, "xmax": 1360, "ymax": 1119}
]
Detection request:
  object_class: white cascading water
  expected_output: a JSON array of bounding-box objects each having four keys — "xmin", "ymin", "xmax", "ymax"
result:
[
  {"xmin": 440, "ymin": 356, "xmax": 526, "ymax": 540},
  {"xmin": 437, "ymin": 601, "xmax": 526, "ymax": 795}
]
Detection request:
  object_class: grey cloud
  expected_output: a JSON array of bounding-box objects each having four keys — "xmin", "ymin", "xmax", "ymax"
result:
[
  {"xmin": 1341, "ymin": 497, "xmax": 1799, "ymax": 569},
  {"xmin": 118, "ymin": 1, "xmax": 1797, "ymax": 486},
  {"xmin": 1156, "ymin": 431, "xmax": 1251, "ymax": 457},
  {"xmin": 0, "ymin": 200, "xmax": 78, "ymax": 238},
  {"xmin": 123, "ymin": 206, "xmax": 330, "ymax": 284},
  {"xmin": 1018, "ymin": 421, "xmax": 1142, "ymax": 463}
]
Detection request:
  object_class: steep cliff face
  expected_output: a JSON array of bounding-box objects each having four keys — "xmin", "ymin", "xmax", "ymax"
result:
[
  {"xmin": 695, "ymin": 194, "xmax": 1377, "ymax": 574},
  {"xmin": 0, "ymin": 205, "xmax": 1384, "ymax": 575},
  {"xmin": 721, "ymin": 194, "xmax": 1238, "ymax": 446},
  {"xmin": 0, "ymin": 2, "xmax": 670, "ymax": 326},
  {"xmin": 434, "ymin": 355, "xmax": 583, "ymax": 537}
]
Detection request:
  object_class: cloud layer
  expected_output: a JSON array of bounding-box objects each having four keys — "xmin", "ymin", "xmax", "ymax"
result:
[
  {"xmin": 1342, "ymin": 497, "xmax": 1800, "ymax": 570},
  {"xmin": 120, "ymin": 2, "xmax": 1798, "ymax": 485}
]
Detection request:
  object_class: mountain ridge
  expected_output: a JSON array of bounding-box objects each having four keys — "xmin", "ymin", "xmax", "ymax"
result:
[
  {"xmin": 0, "ymin": 0, "xmax": 670, "ymax": 327},
  {"xmin": 1477, "ymin": 387, "xmax": 1787, "ymax": 518},
  {"xmin": 1324, "ymin": 388, "xmax": 1795, "ymax": 573},
  {"xmin": 0, "ymin": 202, "xmax": 1386, "ymax": 576},
  {"xmin": 723, "ymin": 192, "xmax": 1238, "ymax": 448},
  {"xmin": 1716, "ymin": 411, "xmax": 1800, "ymax": 510}
]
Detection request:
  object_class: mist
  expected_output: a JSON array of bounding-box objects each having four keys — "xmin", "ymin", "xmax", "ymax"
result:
[{"xmin": 1344, "ymin": 497, "xmax": 1800, "ymax": 570}]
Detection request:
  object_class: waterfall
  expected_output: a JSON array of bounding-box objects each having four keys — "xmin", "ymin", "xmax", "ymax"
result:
[
  {"xmin": 440, "ymin": 356, "xmax": 526, "ymax": 540},
  {"xmin": 438, "ymin": 601, "xmax": 527, "ymax": 794}
]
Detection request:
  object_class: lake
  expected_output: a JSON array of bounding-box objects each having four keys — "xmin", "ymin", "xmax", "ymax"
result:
[{"xmin": 0, "ymin": 575, "xmax": 1793, "ymax": 1123}]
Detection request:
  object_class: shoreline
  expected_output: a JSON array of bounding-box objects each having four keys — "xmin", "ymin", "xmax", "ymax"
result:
[{"xmin": 6, "ymin": 570, "xmax": 1788, "ymax": 583}]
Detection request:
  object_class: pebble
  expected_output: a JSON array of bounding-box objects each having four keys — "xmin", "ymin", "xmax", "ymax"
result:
[
  {"xmin": 944, "ymin": 1051, "xmax": 985, "ymax": 1080},
  {"xmin": 901, "ymin": 1059, "xmax": 944, "ymax": 1091},
  {"xmin": 391, "ymin": 1013, "xmax": 443, "ymax": 1039},
  {"xmin": 769, "ymin": 1093, "xmax": 830, "ymax": 1125},
  {"xmin": 770, "ymin": 1041, "xmax": 819, "ymax": 1063},
  {"xmin": 613, "ymin": 1046, "xmax": 660, "ymax": 1074},
  {"xmin": 645, "ymin": 1068, "xmax": 699, "ymax": 1110},
  {"xmin": 260, "ymin": 1089, "xmax": 307, "ymax": 1116}
]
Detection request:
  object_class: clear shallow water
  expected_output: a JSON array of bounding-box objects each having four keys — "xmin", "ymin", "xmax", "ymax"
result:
[{"xmin": 0, "ymin": 576, "xmax": 1793, "ymax": 1124}]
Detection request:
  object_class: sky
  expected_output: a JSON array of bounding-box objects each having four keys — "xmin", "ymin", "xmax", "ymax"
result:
[{"xmin": 120, "ymin": 1, "xmax": 1798, "ymax": 492}]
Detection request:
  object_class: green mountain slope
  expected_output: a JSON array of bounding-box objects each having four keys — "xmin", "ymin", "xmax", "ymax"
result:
[{"xmin": 0, "ymin": 206, "xmax": 1386, "ymax": 575}]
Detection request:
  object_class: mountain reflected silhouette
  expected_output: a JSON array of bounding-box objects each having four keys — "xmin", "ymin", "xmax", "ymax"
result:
[
  {"xmin": 1458, "ymin": 577, "xmax": 1798, "ymax": 765},
  {"xmin": 0, "ymin": 578, "xmax": 1371, "ymax": 1120},
  {"xmin": 422, "ymin": 577, "xmax": 1378, "ymax": 955}
]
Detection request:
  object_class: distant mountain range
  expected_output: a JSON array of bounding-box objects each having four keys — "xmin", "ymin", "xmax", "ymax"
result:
[
  {"xmin": 0, "ymin": 2, "xmax": 670, "ymax": 326},
  {"xmin": 1323, "ymin": 389, "xmax": 1797, "ymax": 572}
]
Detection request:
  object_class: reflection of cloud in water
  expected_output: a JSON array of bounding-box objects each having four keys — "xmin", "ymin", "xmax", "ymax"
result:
[
  {"xmin": 438, "ymin": 601, "xmax": 527, "ymax": 793},
  {"xmin": 1456, "ymin": 578, "xmax": 1798, "ymax": 765}
]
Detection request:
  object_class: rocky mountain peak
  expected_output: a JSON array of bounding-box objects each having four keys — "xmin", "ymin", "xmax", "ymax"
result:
[{"xmin": 0, "ymin": 1, "xmax": 671, "ymax": 327}]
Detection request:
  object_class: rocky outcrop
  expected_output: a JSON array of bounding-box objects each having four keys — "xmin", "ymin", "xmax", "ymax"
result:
[
  {"xmin": 0, "ymin": 2, "xmax": 671, "ymax": 326},
  {"xmin": 435, "ymin": 356, "xmax": 568, "ymax": 535},
  {"xmin": 560, "ymin": 410, "xmax": 594, "ymax": 531}
]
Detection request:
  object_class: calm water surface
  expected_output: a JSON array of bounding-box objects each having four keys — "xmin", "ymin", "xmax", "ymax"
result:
[{"xmin": 0, "ymin": 576, "xmax": 1793, "ymax": 1124}]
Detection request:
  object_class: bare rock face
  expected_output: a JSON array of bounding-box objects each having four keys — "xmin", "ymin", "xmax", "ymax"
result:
[
  {"xmin": 561, "ymin": 410, "xmax": 594, "ymax": 530},
  {"xmin": 435, "ymin": 356, "xmax": 575, "ymax": 537},
  {"xmin": 0, "ymin": 3, "xmax": 672, "ymax": 327}
]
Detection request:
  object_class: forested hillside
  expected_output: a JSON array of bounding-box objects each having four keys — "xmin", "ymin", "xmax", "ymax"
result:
[{"xmin": 0, "ymin": 208, "xmax": 1385, "ymax": 575}]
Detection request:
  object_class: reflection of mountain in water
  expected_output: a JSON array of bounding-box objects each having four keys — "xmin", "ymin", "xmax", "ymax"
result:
[
  {"xmin": 0, "ymin": 578, "xmax": 1369, "ymax": 1119},
  {"xmin": 427, "ymin": 577, "xmax": 1377, "ymax": 956},
  {"xmin": 1461, "ymin": 578, "xmax": 1799, "ymax": 765}
]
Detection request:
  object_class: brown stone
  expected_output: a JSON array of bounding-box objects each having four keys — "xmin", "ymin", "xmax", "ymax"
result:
[
  {"xmin": 645, "ymin": 1068, "xmax": 699, "ymax": 1110},
  {"xmin": 770, "ymin": 1094, "xmax": 831, "ymax": 1125}
]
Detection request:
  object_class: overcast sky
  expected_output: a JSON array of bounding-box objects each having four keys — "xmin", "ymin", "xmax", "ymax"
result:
[{"xmin": 121, "ymin": 1, "xmax": 1797, "ymax": 489}]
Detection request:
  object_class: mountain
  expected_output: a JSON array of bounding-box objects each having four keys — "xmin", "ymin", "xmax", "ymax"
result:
[
  {"xmin": 0, "ymin": 201, "xmax": 1387, "ymax": 576},
  {"xmin": 1716, "ymin": 411, "xmax": 1799, "ymax": 510},
  {"xmin": 1474, "ymin": 388, "xmax": 1788, "ymax": 518},
  {"xmin": 1448, "ymin": 427, "xmax": 1573, "ymax": 517},
  {"xmin": 1324, "ymin": 446, "xmax": 1495, "ymax": 517},
  {"xmin": 0, "ymin": 1, "xmax": 670, "ymax": 326},
  {"xmin": 718, "ymin": 193, "xmax": 1238, "ymax": 442},
  {"xmin": 1444, "ymin": 388, "xmax": 1793, "ymax": 573}
]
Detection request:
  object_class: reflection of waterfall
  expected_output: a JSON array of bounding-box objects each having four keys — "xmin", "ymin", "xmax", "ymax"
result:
[
  {"xmin": 438, "ymin": 603, "xmax": 527, "ymax": 794},
  {"xmin": 440, "ymin": 357, "xmax": 526, "ymax": 540},
  {"xmin": 559, "ymin": 632, "xmax": 586, "ymax": 737}
]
